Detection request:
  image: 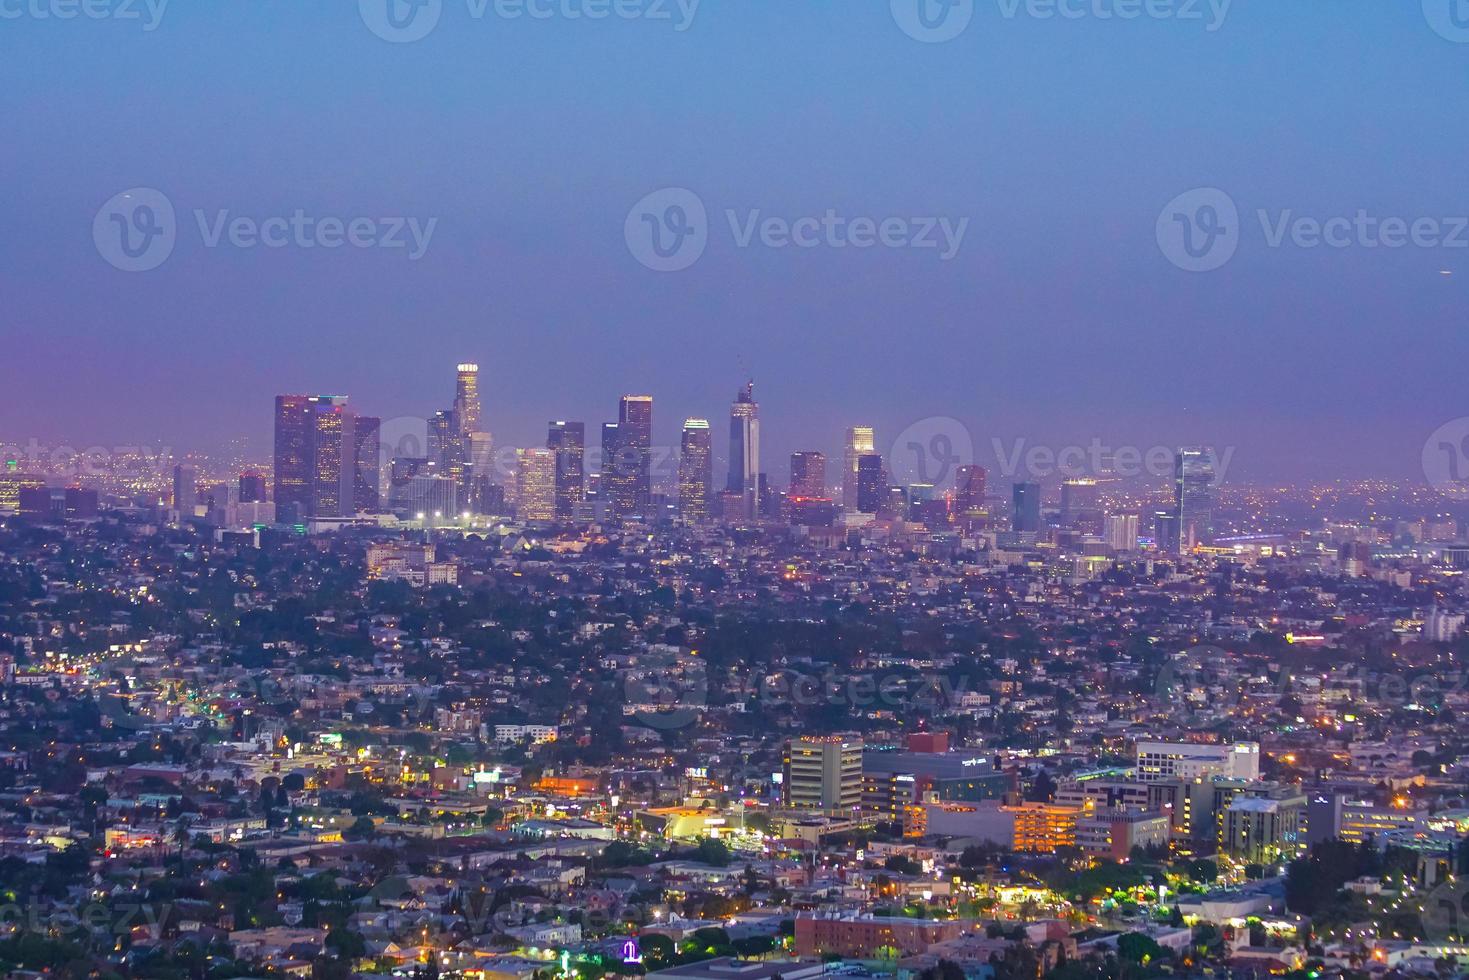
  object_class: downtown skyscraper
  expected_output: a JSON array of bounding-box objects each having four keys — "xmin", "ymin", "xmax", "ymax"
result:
[
  {"xmin": 843, "ymin": 426, "xmax": 875, "ymax": 510},
  {"xmin": 727, "ymin": 382, "xmax": 760, "ymax": 519},
  {"xmin": 605, "ymin": 395, "xmax": 652, "ymax": 520},
  {"xmin": 273, "ymin": 395, "xmax": 363, "ymax": 521},
  {"xmin": 547, "ymin": 421, "xmax": 586, "ymax": 519},
  {"xmin": 678, "ymin": 418, "xmax": 712, "ymax": 521},
  {"xmin": 1173, "ymin": 446, "xmax": 1218, "ymax": 553}
]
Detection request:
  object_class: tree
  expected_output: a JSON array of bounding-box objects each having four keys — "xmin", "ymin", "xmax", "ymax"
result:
[{"xmin": 1117, "ymin": 932, "xmax": 1163, "ymax": 964}]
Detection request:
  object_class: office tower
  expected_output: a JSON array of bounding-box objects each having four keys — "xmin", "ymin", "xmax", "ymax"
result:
[
  {"xmin": 427, "ymin": 410, "xmax": 457, "ymax": 466},
  {"xmin": 1155, "ymin": 510, "xmax": 1181, "ymax": 554},
  {"xmin": 1012, "ymin": 481, "xmax": 1043, "ymax": 534},
  {"xmin": 239, "ymin": 471, "xmax": 268, "ymax": 504},
  {"xmin": 273, "ymin": 395, "xmax": 314, "ymax": 518},
  {"xmin": 516, "ymin": 449, "xmax": 557, "ymax": 522},
  {"xmin": 955, "ymin": 464, "xmax": 987, "ymax": 514},
  {"xmin": 843, "ymin": 426, "xmax": 876, "ymax": 510},
  {"xmin": 172, "ymin": 464, "xmax": 198, "ymax": 516},
  {"xmin": 1174, "ymin": 447, "xmax": 1218, "ymax": 552},
  {"xmin": 547, "ymin": 421, "xmax": 586, "ymax": 519},
  {"xmin": 855, "ymin": 452, "xmax": 884, "ymax": 514},
  {"xmin": 727, "ymin": 382, "xmax": 760, "ymax": 517},
  {"xmin": 275, "ymin": 394, "xmax": 358, "ymax": 520},
  {"xmin": 1060, "ymin": 478, "xmax": 1102, "ymax": 534},
  {"xmin": 607, "ymin": 395, "xmax": 652, "ymax": 519},
  {"xmin": 782, "ymin": 736, "xmax": 864, "ymax": 812},
  {"xmin": 789, "ymin": 451, "xmax": 826, "ymax": 499},
  {"xmin": 308, "ymin": 399, "xmax": 356, "ymax": 519},
  {"xmin": 1105, "ymin": 513, "xmax": 1139, "ymax": 552},
  {"xmin": 1135, "ymin": 740, "xmax": 1260, "ymax": 783},
  {"xmin": 353, "ymin": 416, "xmax": 381, "ymax": 513},
  {"xmin": 454, "ymin": 363, "xmax": 482, "ymax": 438},
  {"xmin": 678, "ymin": 418, "xmax": 712, "ymax": 520}
]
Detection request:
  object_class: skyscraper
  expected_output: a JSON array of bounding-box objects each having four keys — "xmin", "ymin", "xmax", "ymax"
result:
[
  {"xmin": 678, "ymin": 418, "xmax": 712, "ymax": 520},
  {"xmin": 353, "ymin": 416, "xmax": 381, "ymax": 513},
  {"xmin": 1060, "ymin": 478, "xmax": 1102, "ymax": 534},
  {"xmin": 516, "ymin": 448, "xmax": 557, "ymax": 522},
  {"xmin": 609, "ymin": 395, "xmax": 652, "ymax": 519},
  {"xmin": 1105, "ymin": 513, "xmax": 1140, "ymax": 552},
  {"xmin": 547, "ymin": 421, "xmax": 586, "ymax": 519},
  {"xmin": 789, "ymin": 451, "xmax": 826, "ymax": 499},
  {"xmin": 782, "ymin": 736, "xmax": 864, "ymax": 813},
  {"xmin": 1174, "ymin": 447, "xmax": 1218, "ymax": 553},
  {"xmin": 855, "ymin": 453, "xmax": 884, "ymax": 514},
  {"xmin": 843, "ymin": 426, "xmax": 876, "ymax": 510},
  {"xmin": 454, "ymin": 363, "xmax": 482, "ymax": 438},
  {"xmin": 173, "ymin": 464, "xmax": 197, "ymax": 516},
  {"xmin": 274, "ymin": 395, "xmax": 356, "ymax": 521},
  {"xmin": 239, "ymin": 471, "xmax": 267, "ymax": 504},
  {"xmin": 954, "ymin": 464, "xmax": 987, "ymax": 515},
  {"xmin": 728, "ymin": 382, "xmax": 760, "ymax": 518},
  {"xmin": 1013, "ymin": 481, "xmax": 1043, "ymax": 534}
]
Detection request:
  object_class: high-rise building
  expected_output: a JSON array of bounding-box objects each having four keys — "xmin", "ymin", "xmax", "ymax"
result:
[
  {"xmin": 843, "ymin": 426, "xmax": 875, "ymax": 510},
  {"xmin": 678, "ymin": 418, "xmax": 712, "ymax": 520},
  {"xmin": 789, "ymin": 451, "xmax": 826, "ymax": 499},
  {"xmin": 516, "ymin": 448, "xmax": 557, "ymax": 522},
  {"xmin": 172, "ymin": 464, "xmax": 197, "ymax": 516},
  {"xmin": 855, "ymin": 453, "xmax": 884, "ymax": 514},
  {"xmin": 454, "ymin": 363, "xmax": 482, "ymax": 438},
  {"xmin": 1174, "ymin": 447, "xmax": 1218, "ymax": 553},
  {"xmin": 607, "ymin": 396, "xmax": 652, "ymax": 519},
  {"xmin": 1012, "ymin": 481, "xmax": 1043, "ymax": 534},
  {"xmin": 239, "ymin": 471, "xmax": 268, "ymax": 504},
  {"xmin": 783, "ymin": 736, "xmax": 864, "ymax": 813},
  {"xmin": 727, "ymin": 382, "xmax": 760, "ymax": 517},
  {"xmin": 954, "ymin": 464, "xmax": 987, "ymax": 515},
  {"xmin": 1105, "ymin": 513, "xmax": 1140, "ymax": 552},
  {"xmin": 273, "ymin": 395, "xmax": 357, "ymax": 521},
  {"xmin": 353, "ymin": 416, "xmax": 381, "ymax": 513},
  {"xmin": 427, "ymin": 410, "xmax": 458, "ymax": 467},
  {"xmin": 547, "ymin": 421, "xmax": 586, "ymax": 519},
  {"xmin": 1060, "ymin": 478, "xmax": 1102, "ymax": 534}
]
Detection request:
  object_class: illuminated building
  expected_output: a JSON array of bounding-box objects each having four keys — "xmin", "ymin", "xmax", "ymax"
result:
[
  {"xmin": 1076, "ymin": 808, "xmax": 1171, "ymax": 861},
  {"xmin": 603, "ymin": 396, "xmax": 652, "ymax": 520},
  {"xmin": 273, "ymin": 394, "xmax": 357, "ymax": 520},
  {"xmin": 1221, "ymin": 788, "xmax": 1306, "ymax": 862},
  {"xmin": 1174, "ymin": 446, "xmax": 1219, "ymax": 552},
  {"xmin": 516, "ymin": 448, "xmax": 557, "ymax": 522},
  {"xmin": 1003, "ymin": 801, "xmax": 1083, "ymax": 853},
  {"xmin": 795, "ymin": 914, "xmax": 966, "ymax": 959},
  {"xmin": 353, "ymin": 416, "xmax": 381, "ymax": 512},
  {"xmin": 0, "ymin": 474, "xmax": 46, "ymax": 513},
  {"xmin": 954, "ymin": 464, "xmax": 987, "ymax": 517},
  {"xmin": 678, "ymin": 418, "xmax": 712, "ymax": 520},
  {"xmin": 789, "ymin": 451, "xmax": 826, "ymax": 498},
  {"xmin": 1135, "ymin": 740, "xmax": 1260, "ymax": 783},
  {"xmin": 1105, "ymin": 513, "xmax": 1139, "ymax": 552},
  {"xmin": 727, "ymin": 382, "xmax": 760, "ymax": 518},
  {"xmin": 547, "ymin": 421, "xmax": 585, "ymax": 519},
  {"xmin": 782, "ymin": 736, "xmax": 863, "ymax": 812},
  {"xmin": 843, "ymin": 426, "xmax": 875, "ymax": 510},
  {"xmin": 454, "ymin": 363, "xmax": 482, "ymax": 438}
]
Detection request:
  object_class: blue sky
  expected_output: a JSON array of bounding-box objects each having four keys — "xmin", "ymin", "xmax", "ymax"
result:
[{"xmin": 3, "ymin": 0, "xmax": 1467, "ymax": 482}]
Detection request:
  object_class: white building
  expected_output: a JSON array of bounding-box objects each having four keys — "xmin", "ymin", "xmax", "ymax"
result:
[{"xmin": 1135, "ymin": 740, "xmax": 1260, "ymax": 783}]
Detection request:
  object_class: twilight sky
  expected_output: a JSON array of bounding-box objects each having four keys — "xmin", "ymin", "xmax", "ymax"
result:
[{"xmin": 3, "ymin": 0, "xmax": 1467, "ymax": 484}]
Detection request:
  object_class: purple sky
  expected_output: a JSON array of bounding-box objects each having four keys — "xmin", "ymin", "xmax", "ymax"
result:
[{"xmin": 4, "ymin": 0, "xmax": 1468, "ymax": 484}]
